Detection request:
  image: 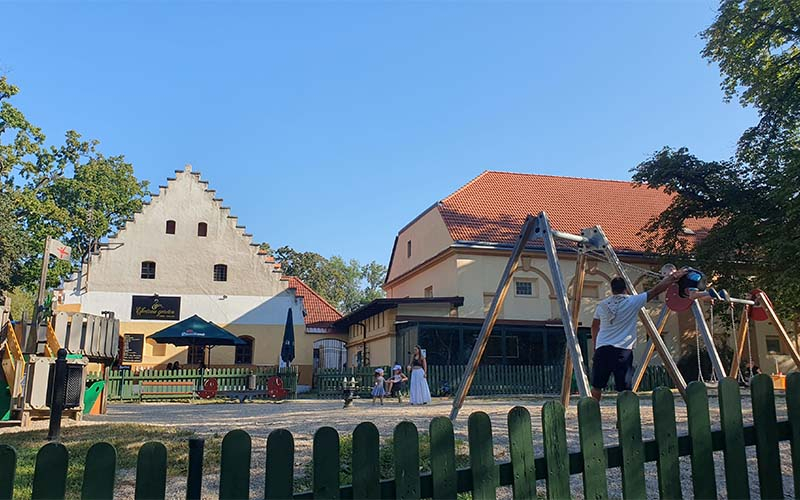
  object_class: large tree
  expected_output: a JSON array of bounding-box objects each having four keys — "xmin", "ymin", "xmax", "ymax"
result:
[
  {"xmin": 0, "ymin": 76, "xmax": 149, "ymax": 296},
  {"xmin": 274, "ymin": 245, "xmax": 387, "ymax": 313},
  {"xmin": 633, "ymin": 0, "xmax": 800, "ymax": 320}
]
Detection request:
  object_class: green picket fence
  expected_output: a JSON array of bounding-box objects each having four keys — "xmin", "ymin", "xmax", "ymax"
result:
[
  {"xmin": 4, "ymin": 373, "xmax": 798, "ymax": 498},
  {"xmin": 315, "ymin": 364, "xmax": 673, "ymax": 399},
  {"xmin": 86, "ymin": 366, "xmax": 298, "ymax": 401}
]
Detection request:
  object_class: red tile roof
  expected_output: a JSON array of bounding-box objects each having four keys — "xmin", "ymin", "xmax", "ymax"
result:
[
  {"xmin": 287, "ymin": 277, "xmax": 342, "ymax": 329},
  {"xmin": 437, "ymin": 171, "xmax": 713, "ymax": 253}
]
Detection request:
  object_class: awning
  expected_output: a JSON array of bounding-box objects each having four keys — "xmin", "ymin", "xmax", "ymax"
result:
[{"xmin": 149, "ymin": 315, "xmax": 246, "ymax": 346}]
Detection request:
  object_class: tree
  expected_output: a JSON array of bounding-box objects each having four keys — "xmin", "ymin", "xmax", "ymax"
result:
[
  {"xmin": 0, "ymin": 76, "xmax": 149, "ymax": 293},
  {"xmin": 274, "ymin": 245, "xmax": 387, "ymax": 312},
  {"xmin": 632, "ymin": 0, "xmax": 800, "ymax": 319}
]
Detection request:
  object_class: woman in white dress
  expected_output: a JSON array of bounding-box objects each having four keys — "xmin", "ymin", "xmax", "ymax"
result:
[{"xmin": 408, "ymin": 345, "xmax": 432, "ymax": 405}]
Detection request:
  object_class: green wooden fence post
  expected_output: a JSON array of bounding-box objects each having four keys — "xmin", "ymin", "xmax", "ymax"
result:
[
  {"xmin": 81, "ymin": 442, "xmax": 116, "ymax": 500},
  {"xmin": 352, "ymin": 422, "xmax": 380, "ymax": 500},
  {"xmin": 135, "ymin": 442, "xmax": 167, "ymax": 500},
  {"xmin": 653, "ymin": 386, "xmax": 681, "ymax": 499},
  {"xmin": 616, "ymin": 391, "xmax": 646, "ymax": 500},
  {"xmin": 265, "ymin": 429, "xmax": 294, "ymax": 500},
  {"xmin": 577, "ymin": 397, "xmax": 608, "ymax": 500},
  {"xmin": 751, "ymin": 374, "xmax": 783, "ymax": 499},
  {"xmin": 542, "ymin": 401, "xmax": 569, "ymax": 500},
  {"xmin": 429, "ymin": 417, "xmax": 457, "ymax": 500},
  {"xmin": 718, "ymin": 377, "xmax": 749, "ymax": 499},
  {"xmin": 0, "ymin": 445, "xmax": 16, "ymax": 500},
  {"xmin": 394, "ymin": 421, "xmax": 421, "ymax": 500},
  {"xmin": 219, "ymin": 430, "xmax": 251, "ymax": 500},
  {"xmin": 685, "ymin": 381, "xmax": 716, "ymax": 500},
  {"xmin": 313, "ymin": 427, "xmax": 340, "ymax": 499},
  {"xmin": 32, "ymin": 442, "xmax": 68, "ymax": 500},
  {"xmin": 187, "ymin": 438, "xmax": 204, "ymax": 500},
  {"xmin": 507, "ymin": 406, "xmax": 536, "ymax": 500},
  {"xmin": 469, "ymin": 411, "xmax": 498, "ymax": 499},
  {"xmin": 787, "ymin": 372, "xmax": 800, "ymax": 497}
]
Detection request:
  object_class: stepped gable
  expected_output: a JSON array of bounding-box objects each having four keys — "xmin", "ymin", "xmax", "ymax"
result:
[{"xmin": 437, "ymin": 171, "xmax": 713, "ymax": 253}]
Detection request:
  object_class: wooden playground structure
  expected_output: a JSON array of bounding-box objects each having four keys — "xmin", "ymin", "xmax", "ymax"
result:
[{"xmin": 450, "ymin": 212, "xmax": 800, "ymax": 420}]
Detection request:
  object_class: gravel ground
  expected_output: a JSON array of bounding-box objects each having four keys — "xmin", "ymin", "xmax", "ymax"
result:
[{"xmin": 7, "ymin": 392, "xmax": 795, "ymax": 499}]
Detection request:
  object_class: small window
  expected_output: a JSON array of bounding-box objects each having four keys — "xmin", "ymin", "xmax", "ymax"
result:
[
  {"xmin": 141, "ymin": 261, "xmax": 156, "ymax": 279},
  {"xmin": 766, "ymin": 337, "xmax": 783, "ymax": 354},
  {"xmin": 166, "ymin": 220, "xmax": 176, "ymax": 234},
  {"xmin": 197, "ymin": 222, "xmax": 208, "ymax": 237},
  {"xmin": 515, "ymin": 280, "xmax": 533, "ymax": 296},
  {"xmin": 187, "ymin": 344, "xmax": 205, "ymax": 365},
  {"xmin": 514, "ymin": 279, "xmax": 539, "ymax": 298},
  {"xmin": 213, "ymin": 264, "xmax": 228, "ymax": 282},
  {"xmin": 582, "ymin": 282, "xmax": 601, "ymax": 299},
  {"xmin": 424, "ymin": 286, "xmax": 433, "ymax": 298},
  {"xmin": 235, "ymin": 336, "xmax": 254, "ymax": 364},
  {"xmin": 407, "ymin": 240, "xmax": 411, "ymax": 258}
]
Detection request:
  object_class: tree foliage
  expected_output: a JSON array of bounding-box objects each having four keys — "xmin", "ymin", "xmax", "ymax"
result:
[
  {"xmin": 632, "ymin": 0, "xmax": 800, "ymax": 319},
  {"xmin": 274, "ymin": 245, "xmax": 387, "ymax": 313},
  {"xmin": 0, "ymin": 76, "xmax": 149, "ymax": 293}
]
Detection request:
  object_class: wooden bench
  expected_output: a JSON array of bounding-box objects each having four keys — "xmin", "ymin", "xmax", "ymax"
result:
[{"xmin": 139, "ymin": 381, "xmax": 195, "ymax": 400}]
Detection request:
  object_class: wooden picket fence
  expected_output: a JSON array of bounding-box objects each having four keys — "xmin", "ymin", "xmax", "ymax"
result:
[
  {"xmin": 2, "ymin": 373, "xmax": 798, "ymax": 498},
  {"xmin": 86, "ymin": 366, "xmax": 298, "ymax": 401},
  {"xmin": 315, "ymin": 364, "xmax": 673, "ymax": 399}
]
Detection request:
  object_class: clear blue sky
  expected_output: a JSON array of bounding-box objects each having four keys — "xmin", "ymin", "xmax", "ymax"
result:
[{"xmin": 3, "ymin": 1, "xmax": 755, "ymax": 266}]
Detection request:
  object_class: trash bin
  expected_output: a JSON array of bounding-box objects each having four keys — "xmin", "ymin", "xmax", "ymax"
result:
[{"xmin": 247, "ymin": 373, "xmax": 257, "ymax": 391}]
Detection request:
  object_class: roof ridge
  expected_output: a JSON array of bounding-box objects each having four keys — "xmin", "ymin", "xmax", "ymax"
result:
[
  {"xmin": 288, "ymin": 276, "xmax": 342, "ymax": 316},
  {"xmin": 441, "ymin": 170, "xmax": 491, "ymax": 203},
  {"xmin": 479, "ymin": 170, "xmax": 638, "ymax": 185}
]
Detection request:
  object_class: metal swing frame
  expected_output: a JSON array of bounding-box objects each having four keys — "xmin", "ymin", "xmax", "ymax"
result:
[{"xmin": 449, "ymin": 212, "xmax": 689, "ymax": 421}]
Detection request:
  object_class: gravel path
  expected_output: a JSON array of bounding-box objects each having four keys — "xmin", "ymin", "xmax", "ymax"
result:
[{"xmin": 9, "ymin": 392, "xmax": 795, "ymax": 498}]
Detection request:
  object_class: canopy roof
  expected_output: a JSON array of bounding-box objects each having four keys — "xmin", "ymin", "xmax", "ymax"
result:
[{"xmin": 150, "ymin": 315, "xmax": 246, "ymax": 346}]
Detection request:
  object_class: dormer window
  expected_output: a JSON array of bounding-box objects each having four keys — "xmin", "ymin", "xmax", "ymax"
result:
[
  {"xmin": 198, "ymin": 222, "xmax": 208, "ymax": 237},
  {"xmin": 166, "ymin": 220, "xmax": 176, "ymax": 234}
]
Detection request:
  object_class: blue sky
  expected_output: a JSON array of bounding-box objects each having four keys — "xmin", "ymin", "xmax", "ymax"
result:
[{"xmin": 3, "ymin": 1, "xmax": 755, "ymax": 266}]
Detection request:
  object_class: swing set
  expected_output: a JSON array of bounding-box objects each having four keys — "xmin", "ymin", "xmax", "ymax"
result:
[{"xmin": 449, "ymin": 212, "xmax": 800, "ymax": 421}]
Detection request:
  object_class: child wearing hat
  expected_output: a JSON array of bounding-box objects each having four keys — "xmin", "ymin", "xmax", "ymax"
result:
[
  {"xmin": 372, "ymin": 368, "xmax": 386, "ymax": 405},
  {"xmin": 387, "ymin": 365, "xmax": 408, "ymax": 403}
]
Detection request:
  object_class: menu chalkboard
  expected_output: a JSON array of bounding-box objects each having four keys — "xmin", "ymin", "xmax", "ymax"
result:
[
  {"xmin": 123, "ymin": 333, "xmax": 144, "ymax": 362},
  {"xmin": 131, "ymin": 295, "xmax": 181, "ymax": 320}
]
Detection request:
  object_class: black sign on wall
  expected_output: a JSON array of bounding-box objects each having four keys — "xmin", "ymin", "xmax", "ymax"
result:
[
  {"xmin": 122, "ymin": 333, "xmax": 144, "ymax": 362},
  {"xmin": 131, "ymin": 295, "xmax": 181, "ymax": 320}
]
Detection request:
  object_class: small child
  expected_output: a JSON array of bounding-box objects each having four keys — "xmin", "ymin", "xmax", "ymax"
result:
[
  {"xmin": 386, "ymin": 365, "xmax": 408, "ymax": 403},
  {"xmin": 372, "ymin": 368, "xmax": 386, "ymax": 405}
]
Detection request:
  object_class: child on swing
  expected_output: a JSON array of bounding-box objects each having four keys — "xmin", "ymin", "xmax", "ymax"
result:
[
  {"xmin": 372, "ymin": 368, "xmax": 386, "ymax": 405},
  {"xmin": 386, "ymin": 365, "xmax": 408, "ymax": 403}
]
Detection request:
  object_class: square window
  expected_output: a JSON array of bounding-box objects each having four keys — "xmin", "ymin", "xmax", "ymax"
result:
[
  {"xmin": 766, "ymin": 337, "xmax": 783, "ymax": 354},
  {"xmin": 213, "ymin": 264, "xmax": 228, "ymax": 282},
  {"xmin": 141, "ymin": 261, "xmax": 156, "ymax": 279},
  {"xmin": 515, "ymin": 280, "xmax": 532, "ymax": 296}
]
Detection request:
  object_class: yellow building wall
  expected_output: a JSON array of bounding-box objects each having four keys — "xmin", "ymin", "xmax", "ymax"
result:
[{"xmin": 386, "ymin": 207, "xmax": 454, "ymax": 282}]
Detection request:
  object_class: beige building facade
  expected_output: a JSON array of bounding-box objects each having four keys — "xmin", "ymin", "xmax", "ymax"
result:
[
  {"xmin": 61, "ymin": 165, "xmax": 345, "ymax": 386},
  {"xmin": 340, "ymin": 171, "xmax": 797, "ymax": 377}
]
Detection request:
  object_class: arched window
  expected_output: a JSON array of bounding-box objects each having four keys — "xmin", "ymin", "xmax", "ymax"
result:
[
  {"xmin": 141, "ymin": 261, "xmax": 156, "ymax": 279},
  {"xmin": 197, "ymin": 222, "xmax": 208, "ymax": 237},
  {"xmin": 235, "ymin": 336, "xmax": 254, "ymax": 365},
  {"xmin": 213, "ymin": 264, "xmax": 228, "ymax": 282},
  {"xmin": 166, "ymin": 220, "xmax": 176, "ymax": 234}
]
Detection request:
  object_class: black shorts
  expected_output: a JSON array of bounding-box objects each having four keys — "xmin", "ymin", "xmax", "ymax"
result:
[
  {"xmin": 390, "ymin": 381, "xmax": 405, "ymax": 396},
  {"xmin": 591, "ymin": 345, "xmax": 634, "ymax": 392}
]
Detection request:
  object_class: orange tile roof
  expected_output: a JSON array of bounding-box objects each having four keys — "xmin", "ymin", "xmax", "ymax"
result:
[
  {"xmin": 437, "ymin": 171, "xmax": 713, "ymax": 253},
  {"xmin": 287, "ymin": 277, "xmax": 342, "ymax": 329}
]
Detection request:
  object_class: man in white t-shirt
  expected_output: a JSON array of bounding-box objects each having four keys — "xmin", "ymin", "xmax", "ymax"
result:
[{"xmin": 590, "ymin": 269, "xmax": 687, "ymax": 401}]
